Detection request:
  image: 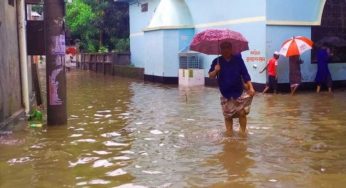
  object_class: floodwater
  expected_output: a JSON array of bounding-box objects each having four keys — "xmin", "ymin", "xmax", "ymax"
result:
[{"xmin": 1, "ymin": 70, "xmax": 346, "ymax": 188}]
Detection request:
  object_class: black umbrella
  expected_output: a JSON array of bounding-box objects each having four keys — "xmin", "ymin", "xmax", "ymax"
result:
[{"xmin": 316, "ymin": 36, "xmax": 346, "ymax": 47}]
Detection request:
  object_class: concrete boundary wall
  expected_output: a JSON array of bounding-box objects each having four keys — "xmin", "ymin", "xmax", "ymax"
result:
[
  {"xmin": 78, "ymin": 53, "xmax": 144, "ymax": 80},
  {"xmin": 0, "ymin": 1, "xmax": 24, "ymax": 127}
]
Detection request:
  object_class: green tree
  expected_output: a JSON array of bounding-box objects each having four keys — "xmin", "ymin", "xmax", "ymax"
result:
[
  {"xmin": 103, "ymin": 1, "xmax": 129, "ymax": 52},
  {"xmin": 66, "ymin": 0, "xmax": 98, "ymax": 52},
  {"xmin": 66, "ymin": 0, "xmax": 129, "ymax": 52}
]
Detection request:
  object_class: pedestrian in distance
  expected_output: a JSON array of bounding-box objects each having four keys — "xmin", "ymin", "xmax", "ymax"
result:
[
  {"xmin": 260, "ymin": 51, "xmax": 280, "ymax": 94},
  {"xmin": 65, "ymin": 55, "xmax": 72, "ymax": 72},
  {"xmin": 289, "ymin": 55, "xmax": 303, "ymax": 95},
  {"xmin": 208, "ymin": 42, "xmax": 255, "ymax": 136},
  {"xmin": 315, "ymin": 43, "xmax": 333, "ymax": 93}
]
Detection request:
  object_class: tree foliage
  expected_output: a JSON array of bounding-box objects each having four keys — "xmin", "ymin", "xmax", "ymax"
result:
[{"xmin": 66, "ymin": 0, "xmax": 129, "ymax": 52}]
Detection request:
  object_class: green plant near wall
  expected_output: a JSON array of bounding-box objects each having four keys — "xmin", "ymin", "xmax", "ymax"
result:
[
  {"xmin": 98, "ymin": 46, "xmax": 109, "ymax": 53},
  {"xmin": 111, "ymin": 38, "xmax": 129, "ymax": 52}
]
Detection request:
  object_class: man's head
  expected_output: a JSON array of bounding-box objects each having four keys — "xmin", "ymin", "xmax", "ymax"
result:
[
  {"xmin": 220, "ymin": 42, "xmax": 233, "ymax": 58},
  {"xmin": 273, "ymin": 51, "xmax": 280, "ymax": 59}
]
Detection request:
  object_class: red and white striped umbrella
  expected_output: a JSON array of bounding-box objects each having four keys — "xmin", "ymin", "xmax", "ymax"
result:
[{"xmin": 279, "ymin": 36, "xmax": 313, "ymax": 57}]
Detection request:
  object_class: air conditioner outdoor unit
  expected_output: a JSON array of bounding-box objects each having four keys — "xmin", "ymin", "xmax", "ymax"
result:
[{"xmin": 178, "ymin": 50, "xmax": 204, "ymax": 87}]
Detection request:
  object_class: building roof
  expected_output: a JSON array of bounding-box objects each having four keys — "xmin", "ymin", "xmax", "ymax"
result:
[{"xmin": 144, "ymin": 0, "xmax": 194, "ymax": 31}]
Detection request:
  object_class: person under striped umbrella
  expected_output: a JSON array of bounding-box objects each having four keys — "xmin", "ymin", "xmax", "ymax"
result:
[{"xmin": 279, "ymin": 36, "xmax": 314, "ymax": 95}]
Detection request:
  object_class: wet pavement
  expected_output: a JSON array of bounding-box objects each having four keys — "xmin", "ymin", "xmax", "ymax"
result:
[{"xmin": 1, "ymin": 70, "xmax": 346, "ymax": 187}]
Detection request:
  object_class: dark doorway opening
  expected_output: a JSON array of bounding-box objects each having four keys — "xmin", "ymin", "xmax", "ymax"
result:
[{"xmin": 311, "ymin": 0, "xmax": 346, "ymax": 63}]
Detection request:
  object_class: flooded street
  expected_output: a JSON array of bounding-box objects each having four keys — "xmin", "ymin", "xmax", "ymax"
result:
[{"xmin": 1, "ymin": 70, "xmax": 346, "ymax": 188}]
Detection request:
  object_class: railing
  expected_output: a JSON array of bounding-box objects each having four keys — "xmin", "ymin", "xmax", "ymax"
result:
[{"xmin": 77, "ymin": 52, "xmax": 144, "ymax": 79}]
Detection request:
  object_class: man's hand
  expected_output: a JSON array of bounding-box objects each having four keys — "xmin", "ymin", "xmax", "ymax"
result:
[
  {"xmin": 209, "ymin": 63, "xmax": 220, "ymax": 78},
  {"xmin": 215, "ymin": 63, "xmax": 220, "ymax": 72},
  {"xmin": 247, "ymin": 88, "xmax": 256, "ymax": 96},
  {"xmin": 244, "ymin": 81, "xmax": 255, "ymax": 96}
]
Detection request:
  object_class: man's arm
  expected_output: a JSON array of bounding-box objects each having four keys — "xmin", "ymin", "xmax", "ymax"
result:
[
  {"xmin": 259, "ymin": 63, "xmax": 269, "ymax": 73},
  {"xmin": 208, "ymin": 59, "xmax": 221, "ymax": 79},
  {"xmin": 244, "ymin": 80, "xmax": 255, "ymax": 96},
  {"xmin": 209, "ymin": 62, "xmax": 220, "ymax": 79}
]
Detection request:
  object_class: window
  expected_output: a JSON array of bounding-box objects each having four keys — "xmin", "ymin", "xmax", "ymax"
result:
[
  {"xmin": 27, "ymin": 5, "xmax": 44, "ymax": 20},
  {"xmin": 141, "ymin": 3, "xmax": 148, "ymax": 12},
  {"xmin": 8, "ymin": 0, "xmax": 15, "ymax": 6},
  {"xmin": 311, "ymin": 0, "xmax": 346, "ymax": 63}
]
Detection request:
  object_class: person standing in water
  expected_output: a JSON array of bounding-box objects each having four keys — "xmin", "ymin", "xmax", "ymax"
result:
[
  {"xmin": 315, "ymin": 44, "xmax": 333, "ymax": 93},
  {"xmin": 260, "ymin": 51, "xmax": 280, "ymax": 94},
  {"xmin": 289, "ymin": 55, "xmax": 302, "ymax": 95},
  {"xmin": 208, "ymin": 42, "xmax": 255, "ymax": 135}
]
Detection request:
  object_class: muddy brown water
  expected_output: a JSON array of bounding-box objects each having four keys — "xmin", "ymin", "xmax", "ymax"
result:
[{"xmin": 1, "ymin": 70, "xmax": 346, "ymax": 187}]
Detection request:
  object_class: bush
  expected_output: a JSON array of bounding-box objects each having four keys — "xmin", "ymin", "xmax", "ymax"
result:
[
  {"xmin": 111, "ymin": 38, "xmax": 129, "ymax": 52},
  {"xmin": 98, "ymin": 46, "xmax": 109, "ymax": 53}
]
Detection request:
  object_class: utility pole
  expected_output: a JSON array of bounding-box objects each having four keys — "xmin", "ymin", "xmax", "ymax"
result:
[{"xmin": 44, "ymin": 0, "xmax": 67, "ymax": 125}]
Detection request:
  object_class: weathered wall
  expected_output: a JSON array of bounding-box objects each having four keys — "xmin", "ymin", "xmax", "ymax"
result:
[{"xmin": 0, "ymin": 1, "xmax": 23, "ymax": 125}]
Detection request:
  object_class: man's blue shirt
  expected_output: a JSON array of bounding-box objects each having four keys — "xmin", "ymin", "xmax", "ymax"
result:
[{"xmin": 208, "ymin": 55, "xmax": 251, "ymax": 99}]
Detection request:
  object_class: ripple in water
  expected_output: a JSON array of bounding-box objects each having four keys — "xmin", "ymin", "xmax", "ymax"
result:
[
  {"xmin": 101, "ymin": 132, "xmax": 121, "ymax": 138},
  {"xmin": 150, "ymin": 130, "xmax": 163, "ymax": 135},
  {"xmin": 69, "ymin": 157, "xmax": 99, "ymax": 167},
  {"xmin": 103, "ymin": 141, "xmax": 129, "ymax": 147},
  {"xmin": 71, "ymin": 139, "xmax": 96, "ymax": 144},
  {"xmin": 105, "ymin": 169, "xmax": 127, "ymax": 176},
  {"xmin": 120, "ymin": 150, "xmax": 135, "ymax": 154},
  {"xmin": 93, "ymin": 150, "xmax": 112, "ymax": 155},
  {"xmin": 112, "ymin": 156, "xmax": 131, "ymax": 160},
  {"xmin": 142, "ymin": 170, "xmax": 162, "ymax": 175},
  {"xmin": 92, "ymin": 159, "xmax": 113, "ymax": 168},
  {"xmin": 70, "ymin": 134, "xmax": 83, "ymax": 138},
  {"xmin": 115, "ymin": 183, "xmax": 147, "ymax": 188},
  {"xmin": 97, "ymin": 110, "xmax": 112, "ymax": 113},
  {"xmin": 8, "ymin": 157, "xmax": 33, "ymax": 165},
  {"xmin": 77, "ymin": 179, "xmax": 111, "ymax": 186}
]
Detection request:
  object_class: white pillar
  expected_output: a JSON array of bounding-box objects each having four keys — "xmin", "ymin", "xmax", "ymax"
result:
[{"xmin": 17, "ymin": 0, "xmax": 30, "ymax": 113}]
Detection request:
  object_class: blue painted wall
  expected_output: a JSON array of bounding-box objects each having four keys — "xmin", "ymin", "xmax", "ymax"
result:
[
  {"xmin": 266, "ymin": 0, "xmax": 325, "ymax": 23},
  {"xmin": 163, "ymin": 29, "xmax": 195, "ymax": 77},
  {"xmin": 129, "ymin": 0, "xmax": 159, "ymax": 33},
  {"xmin": 185, "ymin": 0, "xmax": 265, "ymax": 24},
  {"xmin": 143, "ymin": 29, "xmax": 194, "ymax": 77},
  {"xmin": 129, "ymin": 0, "xmax": 160, "ymax": 68},
  {"xmin": 143, "ymin": 30, "xmax": 164, "ymax": 75}
]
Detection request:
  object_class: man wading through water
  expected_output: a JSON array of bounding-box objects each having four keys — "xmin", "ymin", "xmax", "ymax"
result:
[{"xmin": 208, "ymin": 42, "xmax": 255, "ymax": 136}]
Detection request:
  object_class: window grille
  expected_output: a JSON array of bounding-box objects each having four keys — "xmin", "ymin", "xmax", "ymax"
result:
[{"xmin": 179, "ymin": 52, "xmax": 202, "ymax": 69}]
